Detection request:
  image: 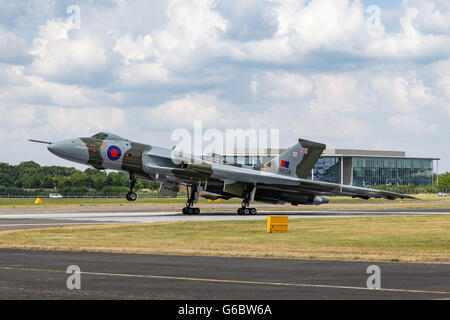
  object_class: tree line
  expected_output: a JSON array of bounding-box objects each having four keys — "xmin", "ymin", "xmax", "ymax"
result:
[
  {"xmin": 0, "ymin": 161, "xmax": 449, "ymax": 197},
  {"xmin": 0, "ymin": 161, "xmax": 160, "ymax": 196}
]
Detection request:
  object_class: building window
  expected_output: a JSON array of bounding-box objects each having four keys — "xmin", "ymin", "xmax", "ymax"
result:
[{"xmin": 352, "ymin": 157, "xmax": 432, "ymax": 187}]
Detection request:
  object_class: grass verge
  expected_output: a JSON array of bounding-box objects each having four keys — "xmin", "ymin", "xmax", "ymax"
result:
[{"xmin": 0, "ymin": 215, "xmax": 448, "ymax": 263}]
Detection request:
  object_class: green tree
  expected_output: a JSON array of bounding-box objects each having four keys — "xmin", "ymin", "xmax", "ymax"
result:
[{"xmin": 0, "ymin": 173, "xmax": 11, "ymax": 187}]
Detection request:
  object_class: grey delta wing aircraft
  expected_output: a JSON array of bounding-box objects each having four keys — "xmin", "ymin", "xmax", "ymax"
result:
[{"xmin": 30, "ymin": 132, "xmax": 413, "ymax": 215}]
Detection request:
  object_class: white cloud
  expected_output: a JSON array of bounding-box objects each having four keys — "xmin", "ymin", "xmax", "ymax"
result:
[
  {"xmin": 251, "ymin": 71, "xmax": 314, "ymax": 100},
  {"xmin": 430, "ymin": 59, "xmax": 450, "ymax": 98},
  {"xmin": 406, "ymin": 0, "xmax": 450, "ymax": 34},
  {"xmin": 45, "ymin": 106, "xmax": 125, "ymax": 135},
  {"xmin": 0, "ymin": 74, "xmax": 123, "ymax": 108},
  {"xmin": 0, "ymin": 0, "xmax": 449, "ymax": 170},
  {"xmin": 388, "ymin": 114, "xmax": 428, "ymax": 133},
  {"xmin": 272, "ymin": 0, "xmax": 367, "ymax": 50},
  {"xmin": 309, "ymin": 73, "xmax": 374, "ymax": 115},
  {"xmin": 236, "ymin": 0, "xmax": 450, "ymax": 64},
  {"xmin": 0, "ymin": 27, "xmax": 28, "ymax": 63},
  {"xmin": 372, "ymin": 73, "xmax": 436, "ymax": 113},
  {"xmin": 364, "ymin": 7, "xmax": 450, "ymax": 60},
  {"xmin": 0, "ymin": 64, "xmax": 27, "ymax": 86},
  {"xmin": 150, "ymin": 0, "xmax": 228, "ymax": 72},
  {"xmin": 29, "ymin": 20, "xmax": 109, "ymax": 83},
  {"xmin": 0, "ymin": 105, "xmax": 37, "ymax": 128},
  {"xmin": 115, "ymin": 62, "xmax": 170, "ymax": 87},
  {"xmin": 146, "ymin": 93, "xmax": 241, "ymax": 128},
  {"xmin": 113, "ymin": 34, "xmax": 155, "ymax": 64}
]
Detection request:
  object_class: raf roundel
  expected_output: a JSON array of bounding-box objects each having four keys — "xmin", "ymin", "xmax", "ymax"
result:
[{"xmin": 107, "ymin": 146, "xmax": 122, "ymax": 161}]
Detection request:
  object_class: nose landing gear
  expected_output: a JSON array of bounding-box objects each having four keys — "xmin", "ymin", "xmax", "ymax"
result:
[{"xmin": 126, "ymin": 172, "xmax": 138, "ymax": 202}]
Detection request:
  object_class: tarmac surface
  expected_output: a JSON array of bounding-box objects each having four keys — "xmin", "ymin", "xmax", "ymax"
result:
[
  {"xmin": 0, "ymin": 206, "xmax": 449, "ymax": 300},
  {"xmin": 0, "ymin": 208, "xmax": 448, "ymax": 231},
  {"xmin": 0, "ymin": 249, "xmax": 449, "ymax": 299}
]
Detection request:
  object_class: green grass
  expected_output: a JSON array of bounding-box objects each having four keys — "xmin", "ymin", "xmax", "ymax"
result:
[{"xmin": 0, "ymin": 215, "xmax": 449, "ymax": 263}]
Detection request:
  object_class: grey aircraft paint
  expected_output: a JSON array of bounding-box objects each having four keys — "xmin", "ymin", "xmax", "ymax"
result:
[{"xmin": 41, "ymin": 132, "xmax": 414, "ymax": 214}]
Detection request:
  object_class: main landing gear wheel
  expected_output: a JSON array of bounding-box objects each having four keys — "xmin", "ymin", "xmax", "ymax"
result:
[
  {"xmin": 182, "ymin": 207, "xmax": 200, "ymax": 215},
  {"xmin": 237, "ymin": 185, "xmax": 257, "ymax": 215},
  {"xmin": 237, "ymin": 207, "xmax": 257, "ymax": 215},
  {"xmin": 181, "ymin": 184, "xmax": 200, "ymax": 215}
]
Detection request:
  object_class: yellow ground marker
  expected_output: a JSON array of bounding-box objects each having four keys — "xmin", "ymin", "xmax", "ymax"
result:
[
  {"xmin": 267, "ymin": 216, "xmax": 288, "ymax": 233},
  {"xmin": 34, "ymin": 198, "xmax": 43, "ymax": 204}
]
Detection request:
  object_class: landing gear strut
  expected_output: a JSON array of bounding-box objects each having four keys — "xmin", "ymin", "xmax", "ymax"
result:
[
  {"xmin": 237, "ymin": 185, "xmax": 257, "ymax": 215},
  {"xmin": 182, "ymin": 184, "xmax": 200, "ymax": 215},
  {"xmin": 126, "ymin": 172, "xmax": 138, "ymax": 202}
]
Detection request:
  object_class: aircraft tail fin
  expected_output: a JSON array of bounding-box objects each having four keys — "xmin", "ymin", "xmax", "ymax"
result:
[{"xmin": 262, "ymin": 139, "xmax": 326, "ymax": 179}]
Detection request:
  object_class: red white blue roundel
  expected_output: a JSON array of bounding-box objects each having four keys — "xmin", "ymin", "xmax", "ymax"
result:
[{"xmin": 107, "ymin": 146, "xmax": 122, "ymax": 161}]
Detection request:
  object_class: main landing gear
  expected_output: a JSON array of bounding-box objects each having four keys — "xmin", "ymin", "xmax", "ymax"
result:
[
  {"xmin": 237, "ymin": 185, "xmax": 257, "ymax": 215},
  {"xmin": 182, "ymin": 184, "xmax": 200, "ymax": 215},
  {"xmin": 126, "ymin": 172, "xmax": 138, "ymax": 202}
]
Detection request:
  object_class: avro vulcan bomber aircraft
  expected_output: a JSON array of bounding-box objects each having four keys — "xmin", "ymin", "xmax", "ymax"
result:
[{"xmin": 31, "ymin": 132, "xmax": 413, "ymax": 215}]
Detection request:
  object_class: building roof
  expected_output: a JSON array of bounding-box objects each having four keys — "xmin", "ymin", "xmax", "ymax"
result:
[
  {"xmin": 224, "ymin": 148, "xmax": 439, "ymax": 160},
  {"xmin": 323, "ymin": 149, "xmax": 405, "ymax": 157},
  {"xmin": 322, "ymin": 149, "xmax": 439, "ymax": 160}
]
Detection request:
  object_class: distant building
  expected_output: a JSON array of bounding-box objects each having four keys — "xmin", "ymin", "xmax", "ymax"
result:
[{"xmin": 215, "ymin": 148, "xmax": 439, "ymax": 187}]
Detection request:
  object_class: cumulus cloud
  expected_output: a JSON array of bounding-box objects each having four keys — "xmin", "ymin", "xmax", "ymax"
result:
[
  {"xmin": 371, "ymin": 74, "xmax": 436, "ymax": 113},
  {"xmin": 28, "ymin": 19, "xmax": 111, "ymax": 85},
  {"xmin": 251, "ymin": 71, "xmax": 314, "ymax": 100},
  {"xmin": 406, "ymin": 0, "xmax": 450, "ymax": 34},
  {"xmin": 144, "ymin": 93, "xmax": 242, "ymax": 128},
  {"xmin": 45, "ymin": 106, "xmax": 125, "ymax": 134},
  {"xmin": 113, "ymin": 34, "xmax": 155, "ymax": 64},
  {"xmin": 0, "ymin": 0, "xmax": 449, "ymax": 169},
  {"xmin": 0, "ymin": 27, "xmax": 30, "ymax": 64},
  {"xmin": 388, "ymin": 114, "xmax": 435, "ymax": 133}
]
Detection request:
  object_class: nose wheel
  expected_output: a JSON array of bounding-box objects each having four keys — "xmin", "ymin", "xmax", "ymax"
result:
[
  {"xmin": 126, "ymin": 191, "xmax": 137, "ymax": 201},
  {"xmin": 126, "ymin": 172, "xmax": 138, "ymax": 202}
]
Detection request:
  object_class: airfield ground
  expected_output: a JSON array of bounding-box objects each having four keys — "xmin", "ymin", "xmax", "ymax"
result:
[
  {"xmin": 0, "ymin": 213, "xmax": 448, "ymax": 263},
  {"xmin": 0, "ymin": 196, "xmax": 449, "ymax": 300},
  {"xmin": 0, "ymin": 195, "xmax": 449, "ymax": 263},
  {"xmin": 0, "ymin": 194, "xmax": 450, "ymax": 212}
]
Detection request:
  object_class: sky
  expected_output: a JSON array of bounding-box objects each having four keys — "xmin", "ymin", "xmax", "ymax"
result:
[{"xmin": 0, "ymin": 0, "xmax": 449, "ymax": 172}]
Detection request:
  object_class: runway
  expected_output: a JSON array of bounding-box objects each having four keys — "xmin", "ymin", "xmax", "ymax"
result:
[
  {"xmin": 0, "ymin": 208, "xmax": 449, "ymax": 230},
  {"xmin": 0, "ymin": 249, "xmax": 448, "ymax": 299}
]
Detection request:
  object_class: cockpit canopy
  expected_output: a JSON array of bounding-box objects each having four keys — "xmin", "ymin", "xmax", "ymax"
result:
[{"xmin": 91, "ymin": 132, "xmax": 127, "ymax": 141}]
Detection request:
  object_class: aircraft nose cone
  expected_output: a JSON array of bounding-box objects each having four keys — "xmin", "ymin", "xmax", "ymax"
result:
[
  {"xmin": 47, "ymin": 142, "xmax": 61, "ymax": 156},
  {"xmin": 47, "ymin": 139, "xmax": 89, "ymax": 164}
]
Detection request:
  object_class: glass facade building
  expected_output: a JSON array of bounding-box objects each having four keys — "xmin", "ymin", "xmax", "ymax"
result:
[
  {"xmin": 221, "ymin": 148, "xmax": 438, "ymax": 188},
  {"xmin": 352, "ymin": 157, "xmax": 433, "ymax": 187},
  {"xmin": 310, "ymin": 154, "xmax": 436, "ymax": 187},
  {"xmin": 310, "ymin": 157, "xmax": 340, "ymax": 183}
]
